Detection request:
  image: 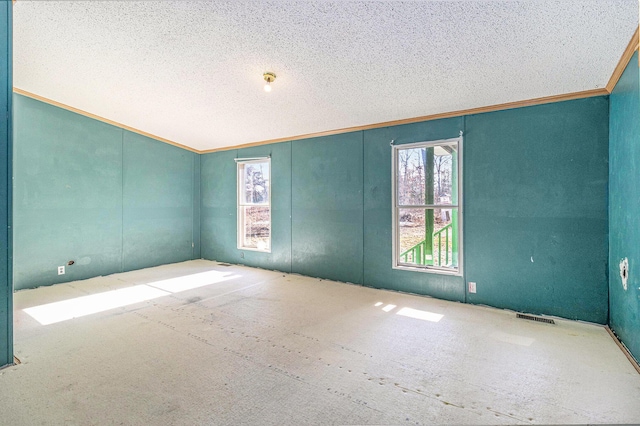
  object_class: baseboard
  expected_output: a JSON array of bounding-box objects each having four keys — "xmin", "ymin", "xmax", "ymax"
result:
[{"xmin": 605, "ymin": 326, "xmax": 640, "ymax": 375}]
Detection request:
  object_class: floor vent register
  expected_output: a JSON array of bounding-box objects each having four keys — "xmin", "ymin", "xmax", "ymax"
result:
[{"xmin": 516, "ymin": 313, "xmax": 555, "ymax": 325}]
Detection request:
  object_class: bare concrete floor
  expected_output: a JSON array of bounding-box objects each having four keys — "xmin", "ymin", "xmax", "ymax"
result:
[{"xmin": 2, "ymin": 260, "xmax": 640, "ymax": 425}]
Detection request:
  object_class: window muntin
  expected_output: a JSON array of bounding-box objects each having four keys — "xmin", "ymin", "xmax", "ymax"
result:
[
  {"xmin": 237, "ymin": 159, "xmax": 271, "ymax": 252},
  {"xmin": 393, "ymin": 138, "xmax": 461, "ymax": 274}
]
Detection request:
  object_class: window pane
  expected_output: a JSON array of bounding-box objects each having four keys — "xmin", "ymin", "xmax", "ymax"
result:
[
  {"xmin": 243, "ymin": 206, "xmax": 270, "ymax": 250},
  {"xmin": 433, "ymin": 144, "xmax": 457, "ymax": 205},
  {"xmin": 242, "ymin": 162, "xmax": 270, "ymax": 205},
  {"xmin": 398, "ymin": 208, "xmax": 458, "ymax": 268},
  {"xmin": 398, "ymin": 209, "xmax": 425, "ymax": 264},
  {"xmin": 397, "ymin": 148, "xmax": 426, "ymax": 205},
  {"xmin": 431, "ymin": 208, "xmax": 458, "ymax": 268},
  {"xmin": 397, "ymin": 143, "xmax": 458, "ymax": 206}
]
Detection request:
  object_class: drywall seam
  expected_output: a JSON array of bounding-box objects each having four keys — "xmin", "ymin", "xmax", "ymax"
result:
[
  {"xmin": 289, "ymin": 142, "xmax": 293, "ymax": 274},
  {"xmin": 120, "ymin": 129, "xmax": 124, "ymax": 273},
  {"xmin": 192, "ymin": 153, "xmax": 195, "ymax": 260},
  {"xmin": 462, "ymin": 114, "xmax": 467, "ymax": 305},
  {"xmin": 196, "ymin": 154, "xmax": 201, "ymax": 260},
  {"xmin": 361, "ymin": 130, "xmax": 365, "ymax": 286}
]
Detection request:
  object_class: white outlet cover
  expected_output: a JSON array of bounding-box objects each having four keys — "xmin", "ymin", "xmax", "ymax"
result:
[
  {"xmin": 58, "ymin": 266, "xmax": 65, "ymax": 275},
  {"xmin": 468, "ymin": 282, "xmax": 477, "ymax": 294}
]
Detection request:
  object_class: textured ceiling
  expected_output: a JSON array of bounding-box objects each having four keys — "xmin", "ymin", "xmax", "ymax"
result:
[{"xmin": 13, "ymin": 1, "xmax": 639, "ymax": 151}]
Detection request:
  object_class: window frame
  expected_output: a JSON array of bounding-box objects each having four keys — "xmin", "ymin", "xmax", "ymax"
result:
[
  {"xmin": 236, "ymin": 157, "xmax": 272, "ymax": 253},
  {"xmin": 391, "ymin": 136, "xmax": 463, "ymax": 276}
]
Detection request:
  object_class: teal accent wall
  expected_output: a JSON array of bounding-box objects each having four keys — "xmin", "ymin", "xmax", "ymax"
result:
[
  {"xmin": 14, "ymin": 96, "xmax": 123, "ymax": 289},
  {"xmin": 609, "ymin": 51, "xmax": 640, "ymax": 362},
  {"xmin": 13, "ymin": 94, "xmax": 200, "ymax": 290},
  {"xmin": 9, "ymin": 55, "xmax": 611, "ymax": 330},
  {"xmin": 291, "ymin": 133, "xmax": 363, "ymax": 283},
  {"xmin": 465, "ymin": 97, "xmax": 610, "ymax": 323},
  {"xmin": 0, "ymin": 1, "xmax": 12, "ymax": 367},
  {"xmin": 202, "ymin": 97, "xmax": 608, "ymax": 320},
  {"xmin": 122, "ymin": 131, "xmax": 196, "ymax": 271},
  {"xmin": 201, "ymin": 142, "xmax": 292, "ymax": 272},
  {"xmin": 201, "ymin": 125, "xmax": 462, "ymax": 299},
  {"xmin": 201, "ymin": 135, "xmax": 365, "ymax": 284},
  {"xmin": 201, "ymin": 149, "xmax": 237, "ymax": 263}
]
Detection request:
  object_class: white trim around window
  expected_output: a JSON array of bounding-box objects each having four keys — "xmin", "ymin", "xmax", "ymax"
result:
[
  {"xmin": 237, "ymin": 157, "xmax": 272, "ymax": 253},
  {"xmin": 392, "ymin": 136, "xmax": 463, "ymax": 276}
]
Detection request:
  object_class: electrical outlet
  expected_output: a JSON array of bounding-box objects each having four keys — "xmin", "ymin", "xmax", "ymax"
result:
[
  {"xmin": 240, "ymin": 252, "xmax": 244, "ymax": 259},
  {"xmin": 468, "ymin": 282, "xmax": 476, "ymax": 293},
  {"xmin": 58, "ymin": 266, "xmax": 65, "ymax": 275}
]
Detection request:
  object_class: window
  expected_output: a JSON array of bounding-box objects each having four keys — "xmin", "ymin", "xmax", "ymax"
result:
[
  {"xmin": 237, "ymin": 158, "xmax": 271, "ymax": 252},
  {"xmin": 392, "ymin": 137, "xmax": 461, "ymax": 274}
]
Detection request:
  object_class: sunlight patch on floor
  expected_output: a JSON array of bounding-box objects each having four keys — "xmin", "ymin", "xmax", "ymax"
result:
[
  {"xmin": 23, "ymin": 285, "xmax": 170, "ymax": 325},
  {"xmin": 375, "ymin": 302, "xmax": 443, "ymax": 323},
  {"xmin": 396, "ymin": 307, "xmax": 443, "ymax": 322},
  {"xmin": 147, "ymin": 270, "xmax": 238, "ymax": 293},
  {"xmin": 23, "ymin": 270, "xmax": 241, "ymax": 325}
]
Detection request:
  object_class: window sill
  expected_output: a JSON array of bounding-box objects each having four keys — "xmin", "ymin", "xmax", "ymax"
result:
[
  {"xmin": 392, "ymin": 264, "xmax": 462, "ymax": 277},
  {"xmin": 237, "ymin": 247, "xmax": 271, "ymax": 254}
]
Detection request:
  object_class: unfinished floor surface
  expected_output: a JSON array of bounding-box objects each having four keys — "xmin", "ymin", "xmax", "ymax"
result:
[{"xmin": 2, "ymin": 260, "xmax": 640, "ymax": 425}]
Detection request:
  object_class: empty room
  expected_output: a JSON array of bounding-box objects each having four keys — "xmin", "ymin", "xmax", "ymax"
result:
[{"xmin": 1, "ymin": 1, "xmax": 640, "ymax": 425}]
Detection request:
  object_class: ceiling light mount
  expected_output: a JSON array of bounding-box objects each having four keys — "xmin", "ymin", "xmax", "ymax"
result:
[{"xmin": 263, "ymin": 72, "xmax": 276, "ymax": 92}]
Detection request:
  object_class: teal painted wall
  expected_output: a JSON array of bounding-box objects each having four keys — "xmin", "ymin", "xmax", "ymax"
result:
[
  {"xmin": 202, "ymin": 135, "xmax": 363, "ymax": 283},
  {"xmin": 465, "ymin": 97, "xmax": 610, "ymax": 323},
  {"xmin": 7, "ymin": 48, "xmax": 610, "ymax": 331},
  {"xmin": 291, "ymin": 133, "xmax": 363, "ymax": 283},
  {"xmin": 201, "ymin": 149, "xmax": 237, "ymax": 264},
  {"xmin": 0, "ymin": 1, "xmax": 12, "ymax": 367},
  {"xmin": 14, "ymin": 96, "xmax": 122, "ymax": 289},
  {"xmin": 201, "ymin": 142, "xmax": 292, "ymax": 272},
  {"xmin": 201, "ymin": 135, "xmax": 365, "ymax": 283},
  {"xmin": 201, "ymin": 97, "xmax": 608, "ymax": 320},
  {"xmin": 122, "ymin": 131, "xmax": 196, "ymax": 271},
  {"xmin": 13, "ymin": 95, "xmax": 200, "ymax": 290},
  {"xmin": 609, "ymin": 52, "xmax": 640, "ymax": 362}
]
